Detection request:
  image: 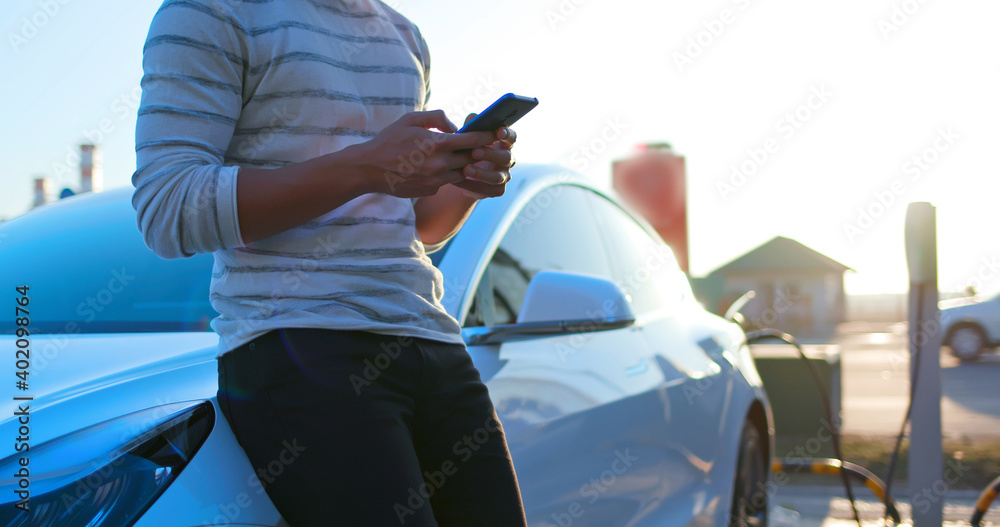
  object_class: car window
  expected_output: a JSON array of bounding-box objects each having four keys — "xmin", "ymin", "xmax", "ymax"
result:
[
  {"xmin": 465, "ymin": 185, "xmax": 614, "ymax": 327},
  {"xmin": 587, "ymin": 192, "xmax": 687, "ymax": 315}
]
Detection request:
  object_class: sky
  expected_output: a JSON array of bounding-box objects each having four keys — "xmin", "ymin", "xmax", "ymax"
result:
[{"xmin": 2, "ymin": 0, "xmax": 998, "ymax": 296}]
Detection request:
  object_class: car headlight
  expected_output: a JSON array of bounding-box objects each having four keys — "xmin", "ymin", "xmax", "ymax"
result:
[{"xmin": 0, "ymin": 401, "xmax": 213, "ymax": 527}]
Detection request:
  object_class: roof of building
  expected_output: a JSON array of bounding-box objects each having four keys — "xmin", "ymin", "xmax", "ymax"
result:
[{"xmin": 710, "ymin": 236, "xmax": 852, "ymax": 276}]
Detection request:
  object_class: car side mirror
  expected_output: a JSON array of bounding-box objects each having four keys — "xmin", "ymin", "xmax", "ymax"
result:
[{"xmin": 465, "ymin": 270, "xmax": 636, "ymax": 346}]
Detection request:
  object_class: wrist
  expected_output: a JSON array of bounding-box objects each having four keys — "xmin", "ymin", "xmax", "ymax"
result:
[{"xmin": 331, "ymin": 142, "xmax": 384, "ymax": 195}]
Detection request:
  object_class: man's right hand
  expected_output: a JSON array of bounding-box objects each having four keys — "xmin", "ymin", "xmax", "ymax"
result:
[{"xmin": 348, "ymin": 110, "xmax": 499, "ymax": 198}]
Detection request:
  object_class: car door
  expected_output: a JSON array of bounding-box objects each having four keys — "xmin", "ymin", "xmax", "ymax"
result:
[
  {"xmin": 586, "ymin": 192, "xmax": 730, "ymax": 523},
  {"xmin": 982, "ymin": 293, "xmax": 1000, "ymax": 343},
  {"xmin": 463, "ymin": 185, "xmax": 671, "ymax": 527}
]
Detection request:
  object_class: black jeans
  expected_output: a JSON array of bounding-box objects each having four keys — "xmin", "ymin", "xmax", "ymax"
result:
[{"xmin": 216, "ymin": 328, "xmax": 527, "ymax": 527}]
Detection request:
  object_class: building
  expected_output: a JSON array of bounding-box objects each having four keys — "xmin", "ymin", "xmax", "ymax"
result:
[{"xmin": 693, "ymin": 236, "xmax": 852, "ymax": 337}]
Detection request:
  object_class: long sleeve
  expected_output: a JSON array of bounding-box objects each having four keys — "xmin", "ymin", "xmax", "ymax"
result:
[{"xmin": 131, "ymin": 1, "xmax": 247, "ymax": 259}]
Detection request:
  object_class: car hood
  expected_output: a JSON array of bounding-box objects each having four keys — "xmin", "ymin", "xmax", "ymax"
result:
[
  {"xmin": 0, "ymin": 331, "xmax": 506, "ymax": 458},
  {"xmin": 939, "ymin": 297, "xmax": 980, "ymax": 310},
  {"xmin": 0, "ymin": 332, "xmax": 220, "ymax": 456}
]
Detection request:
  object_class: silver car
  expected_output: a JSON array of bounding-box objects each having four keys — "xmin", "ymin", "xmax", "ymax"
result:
[
  {"xmin": 940, "ymin": 292, "xmax": 1000, "ymax": 360},
  {"xmin": 0, "ymin": 165, "xmax": 772, "ymax": 526}
]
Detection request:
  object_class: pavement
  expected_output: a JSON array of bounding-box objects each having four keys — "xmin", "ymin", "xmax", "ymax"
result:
[
  {"xmin": 771, "ymin": 486, "xmax": 999, "ymax": 526},
  {"xmin": 836, "ymin": 321, "xmax": 1000, "ymax": 438},
  {"xmin": 764, "ymin": 321, "xmax": 1000, "ymax": 525}
]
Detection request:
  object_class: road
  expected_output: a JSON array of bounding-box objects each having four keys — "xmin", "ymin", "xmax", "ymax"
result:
[
  {"xmin": 836, "ymin": 321, "xmax": 1000, "ymax": 438},
  {"xmin": 771, "ymin": 486, "xmax": 1000, "ymax": 526},
  {"xmin": 765, "ymin": 324, "xmax": 1000, "ymax": 526}
]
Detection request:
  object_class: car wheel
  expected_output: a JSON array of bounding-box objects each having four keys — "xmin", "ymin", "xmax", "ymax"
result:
[
  {"xmin": 729, "ymin": 421, "xmax": 768, "ymax": 527},
  {"xmin": 947, "ymin": 324, "xmax": 986, "ymax": 361}
]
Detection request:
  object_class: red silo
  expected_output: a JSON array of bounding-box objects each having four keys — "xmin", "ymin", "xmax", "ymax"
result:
[{"xmin": 612, "ymin": 143, "xmax": 689, "ymax": 273}]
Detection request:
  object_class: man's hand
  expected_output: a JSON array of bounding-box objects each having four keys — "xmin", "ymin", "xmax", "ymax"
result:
[
  {"xmin": 451, "ymin": 113, "xmax": 518, "ymax": 199},
  {"xmin": 349, "ymin": 110, "xmax": 497, "ymax": 198}
]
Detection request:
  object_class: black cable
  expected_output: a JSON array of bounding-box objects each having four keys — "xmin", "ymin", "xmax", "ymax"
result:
[
  {"xmin": 882, "ymin": 283, "xmax": 924, "ymax": 523},
  {"xmin": 746, "ymin": 328, "xmax": 864, "ymax": 527}
]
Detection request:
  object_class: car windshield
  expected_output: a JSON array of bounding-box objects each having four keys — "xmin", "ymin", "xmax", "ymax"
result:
[
  {"xmin": 1, "ymin": 189, "xmax": 458, "ymax": 335},
  {"xmin": 0, "ymin": 190, "xmax": 218, "ymax": 334}
]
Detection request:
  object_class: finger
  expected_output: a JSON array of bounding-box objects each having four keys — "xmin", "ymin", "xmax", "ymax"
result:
[
  {"xmin": 401, "ymin": 110, "xmax": 458, "ymax": 133},
  {"xmin": 472, "ymin": 147, "xmax": 512, "ymax": 168},
  {"xmin": 464, "ymin": 113, "xmax": 478, "ymax": 126},
  {"xmin": 452, "ymin": 178, "xmax": 505, "ymax": 198},
  {"xmin": 496, "ymin": 127, "xmax": 517, "ymax": 149},
  {"xmin": 435, "ymin": 151, "xmax": 480, "ymax": 171},
  {"xmin": 463, "ymin": 164, "xmax": 510, "ymax": 186},
  {"xmin": 437, "ymin": 170, "xmax": 467, "ymax": 186},
  {"xmin": 440, "ymin": 130, "xmax": 498, "ymax": 151}
]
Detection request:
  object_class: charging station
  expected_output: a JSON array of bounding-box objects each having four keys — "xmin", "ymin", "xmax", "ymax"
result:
[{"xmin": 905, "ymin": 202, "xmax": 943, "ymax": 526}]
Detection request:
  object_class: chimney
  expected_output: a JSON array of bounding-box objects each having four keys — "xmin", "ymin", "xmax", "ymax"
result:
[
  {"xmin": 80, "ymin": 144, "xmax": 103, "ymax": 193},
  {"xmin": 32, "ymin": 177, "xmax": 51, "ymax": 208}
]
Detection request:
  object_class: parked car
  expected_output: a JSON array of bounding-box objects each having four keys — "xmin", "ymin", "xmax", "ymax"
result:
[
  {"xmin": 940, "ymin": 292, "xmax": 1000, "ymax": 360},
  {"xmin": 0, "ymin": 165, "xmax": 773, "ymax": 526}
]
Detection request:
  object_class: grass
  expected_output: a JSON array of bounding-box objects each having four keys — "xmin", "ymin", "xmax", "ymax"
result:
[{"xmin": 773, "ymin": 434, "xmax": 1000, "ymax": 491}]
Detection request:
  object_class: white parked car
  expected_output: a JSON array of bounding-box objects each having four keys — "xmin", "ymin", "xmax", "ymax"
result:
[
  {"xmin": 940, "ymin": 292, "xmax": 1000, "ymax": 360},
  {"xmin": 0, "ymin": 165, "xmax": 773, "ymax": 526}
]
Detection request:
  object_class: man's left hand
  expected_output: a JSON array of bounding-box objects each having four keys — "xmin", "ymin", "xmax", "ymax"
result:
[{"xmin": 452, "ymin": 113, "xmax": 517, "ymax": 199}]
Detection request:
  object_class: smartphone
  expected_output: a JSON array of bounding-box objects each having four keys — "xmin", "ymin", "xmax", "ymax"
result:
[{"xmin": 457, "ymin": 93, "xmax": 539, "ymax": 133}]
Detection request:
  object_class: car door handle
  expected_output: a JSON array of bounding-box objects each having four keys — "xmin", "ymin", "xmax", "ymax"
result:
[{"xmin": 625, "ymin": 358, "xmax": 649, "ymax": 376}]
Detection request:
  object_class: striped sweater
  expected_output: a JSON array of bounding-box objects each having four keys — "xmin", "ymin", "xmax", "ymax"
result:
[{"xmin": 131, "ymin": 0, "xmax": 464, "ymax": 355}]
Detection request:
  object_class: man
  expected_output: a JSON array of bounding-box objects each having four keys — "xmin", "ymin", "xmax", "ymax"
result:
[{"xmin": 132, "ymin": 0, "xmax": 527, "ymax": 525}]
